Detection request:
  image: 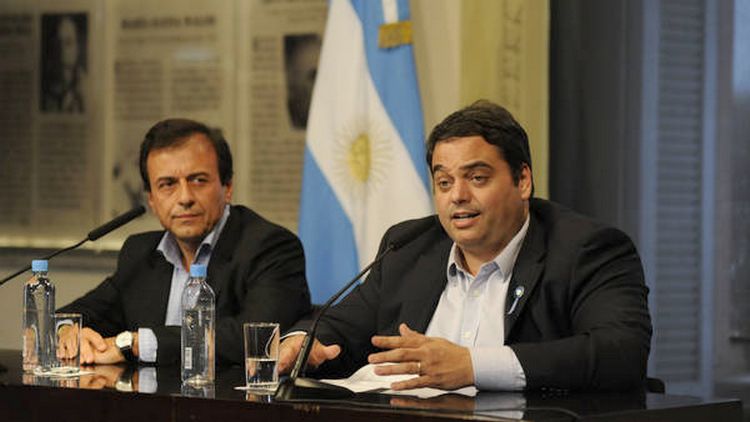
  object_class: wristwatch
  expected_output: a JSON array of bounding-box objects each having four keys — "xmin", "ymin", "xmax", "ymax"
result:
[{"xmin": 115, "ymin": 331, "xmax": 136, "ymax": 362}]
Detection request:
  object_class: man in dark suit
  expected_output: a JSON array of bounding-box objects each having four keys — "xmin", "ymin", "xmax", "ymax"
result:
[
  {"xmin": 278, "ymin": 101, "xmax": 651, "ymax": 391},
  {"xmin": 59, "ymin": 118, "xmax": 311, "ymax": 366}
]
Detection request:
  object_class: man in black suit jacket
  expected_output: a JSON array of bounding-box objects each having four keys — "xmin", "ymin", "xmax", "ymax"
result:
[
  {"xmin": 59, "ymin": 118, "xmax": 310, "ymax": 366},
  {"xmin": 279, "ymin": 101, "xmax": 651, "ymax": 392}
]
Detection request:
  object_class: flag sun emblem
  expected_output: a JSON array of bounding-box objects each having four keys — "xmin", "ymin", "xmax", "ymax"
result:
[
  {"xmin": 334, "ymin": 117, "xmax": 391, "ymax": 197},
  {"xmin": 347, "ymin": 133, "xmax": 370, "ymax": 182}
]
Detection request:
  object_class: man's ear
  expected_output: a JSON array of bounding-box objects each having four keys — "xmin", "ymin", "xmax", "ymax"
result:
[
  {"xmin": 146, "ymin": 190, "xmax": 155, "ymax": 212},
  {"xmin": 223, "ymin": 180, "xmax": 233, "ymax": 203},
  {"xmin": 519, "ymin": 164, "xmax": 533, "ymax": 200}
]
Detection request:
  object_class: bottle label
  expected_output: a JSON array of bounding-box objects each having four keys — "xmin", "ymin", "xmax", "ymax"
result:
[{"xmin": 184, "ymin": 347, "xmax": 192, "ymax": 370}]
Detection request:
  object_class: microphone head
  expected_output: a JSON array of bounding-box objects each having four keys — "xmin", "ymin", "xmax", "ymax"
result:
[
  {"xmin": 87, "ymin": 205, "xmax": 147, "ymax": 241},
  {"xmin": 130, "ymin": 205, "xmax": 147, "ymax": 217}
]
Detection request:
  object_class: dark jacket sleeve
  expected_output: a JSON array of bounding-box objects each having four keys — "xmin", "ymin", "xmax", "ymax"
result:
[
  {"xmin": 57, "ymin": 235, "xmax": 147, "ymax": 338},
  {"xmin": 57, "ymin": 275, "xmax": 124, "ymax": 337},
  {"xmin": 207, "ymin": 227, "xmax": 310, "ymax": 365},
  {"xmin": 509, "ymin": 226, "xmax": 652, "ymax": 391}
]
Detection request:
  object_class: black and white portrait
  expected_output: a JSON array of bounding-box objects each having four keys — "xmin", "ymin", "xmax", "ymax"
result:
[
  {"xmin": 283, "ymin": 33, "xmax": 321, "ymax": 129},
  {"xmin": 40, "ymin": 13, "xmax": 88, "ymax": 113}
]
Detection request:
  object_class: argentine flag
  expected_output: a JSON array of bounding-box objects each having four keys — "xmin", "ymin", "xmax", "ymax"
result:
[{"xmin": 299, "ymin": 0, "xmax": 432, "ymax": 303}]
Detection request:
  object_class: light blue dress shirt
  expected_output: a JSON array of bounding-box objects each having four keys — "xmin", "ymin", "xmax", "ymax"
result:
[
  {"xmin": 425, "ymin": 215, "xmax": 530, "ymax": 391},
  {"xmin": 137, "ymin": 205, "xmax": 231, "ymax": 363}
]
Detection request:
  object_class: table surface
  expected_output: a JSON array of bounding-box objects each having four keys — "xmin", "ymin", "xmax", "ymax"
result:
[{"xmin": 0, "ymin": 349, "xmax": 743, "ymax": 422}]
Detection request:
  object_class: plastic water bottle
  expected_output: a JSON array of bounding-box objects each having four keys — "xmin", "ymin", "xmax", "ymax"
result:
[
  {"xmin": 22, "ymin": 260, "xmax": 55, "ymax": 373},
  {"xmin": 181, "ymin": 264, "xmax": 215, "ymax": 385}
]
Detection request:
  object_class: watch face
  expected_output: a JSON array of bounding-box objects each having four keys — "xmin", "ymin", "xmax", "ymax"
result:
[{"xmin": 116, "ymin": 331, "xmax": 133, "ymax": 348}]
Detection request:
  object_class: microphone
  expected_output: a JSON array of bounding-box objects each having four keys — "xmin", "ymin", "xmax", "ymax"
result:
[
  {"xmin": 0, "ymin": 205, "xmax": 146, "ymax": 287},
  {"xmin": 275, "ymin": 215, "xmax": 437, "ymax": 401},
  {"xmin": 87, "ymin": 205, "xmax": 146, "ymax": 241}
]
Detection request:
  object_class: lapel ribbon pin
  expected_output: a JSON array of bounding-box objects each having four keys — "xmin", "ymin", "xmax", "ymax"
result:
[{"xmin": 507, "ymin": 285, "xmax": 525, "ymax": 315}]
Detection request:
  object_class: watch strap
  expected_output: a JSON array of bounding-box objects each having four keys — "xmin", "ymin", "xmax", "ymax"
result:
[{"xmin": 120, "ymin": 344, "xmax": 136, "ymax": 362}]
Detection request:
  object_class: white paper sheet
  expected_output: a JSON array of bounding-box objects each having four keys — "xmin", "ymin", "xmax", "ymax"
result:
[{"xmin": 321, "ymin": 363, "xmax": 477, "ymax": 399}]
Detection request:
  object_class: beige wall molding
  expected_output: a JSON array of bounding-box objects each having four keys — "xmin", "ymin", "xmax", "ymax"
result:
[{"xmin": 413, "ymin": 0, "xmax": 549, "ymax": 197}]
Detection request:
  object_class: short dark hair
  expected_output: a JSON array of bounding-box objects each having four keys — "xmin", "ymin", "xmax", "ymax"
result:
[
  {"xmin": 426, "ymin": 100, "xmax": 532, "ymax": 191},
  {"xmin": 139, "ymin": 118, "xmax": 233, "ymax": 192}
]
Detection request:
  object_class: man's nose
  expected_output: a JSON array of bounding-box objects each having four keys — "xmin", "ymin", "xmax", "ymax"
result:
[
  {"xmin": 177, "ymin": 180, "xmax": 195, "ymax": 206},
  {"xmin": 450, "ymin": 180, "xmax": 470, "ymax": 203}
]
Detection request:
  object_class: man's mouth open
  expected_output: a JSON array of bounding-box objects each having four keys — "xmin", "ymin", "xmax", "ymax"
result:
[{"xmin": 451, "ymin": 211, "xmax": 480, "ymax": 226}]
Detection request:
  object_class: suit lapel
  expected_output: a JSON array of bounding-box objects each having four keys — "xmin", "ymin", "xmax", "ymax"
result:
[
  {"xmin": 144, "ymin": 245, "xmax": 175, "ymax": 326},
  {"xmin": 400, "ymin": 233, "xmax": 453, "ymax": 334},
  {"xmin": 504, "ymin": 212, "xmax": 546, "ymax": 342},
  {"xmin": 206, "ymin": 206, "xmax": 240, "ymax": 300}
]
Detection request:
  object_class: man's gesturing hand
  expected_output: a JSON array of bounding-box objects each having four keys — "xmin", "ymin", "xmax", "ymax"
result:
[{"xmin": 369, "ymin": 323, "xmax": 474, "ymax": 391}]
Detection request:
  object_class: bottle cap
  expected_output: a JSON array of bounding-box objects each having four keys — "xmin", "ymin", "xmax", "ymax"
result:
[
  {"xmin": 190, "ymin": 264, "xmax": 207, "ymax": 278},
  {"xmin": 31, "ymin": 260, "xmax": 48, "ymax": 272}
]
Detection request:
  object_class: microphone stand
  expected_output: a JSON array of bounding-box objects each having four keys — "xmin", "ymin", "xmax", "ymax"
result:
[{"xmin": 274, "ymin": 244, "xmax": 396, "ymax": 401}]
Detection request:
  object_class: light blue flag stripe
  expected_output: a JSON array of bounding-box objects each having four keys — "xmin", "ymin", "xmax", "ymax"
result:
[
  {"xmin": 396, "ymin": 0, "xmax": 409, "ymax": 21},
  {"xmin": 350, "ymin": 0, "xmax": 430, "ymax": 191},
  {"xmin": 299, "ymin": 147, "xmax": 359, "ymax": 304}
]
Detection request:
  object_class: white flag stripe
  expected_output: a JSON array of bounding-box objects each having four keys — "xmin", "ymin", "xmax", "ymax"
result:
[
  {"xmin": 306, "ymin": 0, "xmax": 431, "ymax": 266},
  {"xmin": 382, "ymin": 0, "xmax": 398, "ymax": 24}
]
